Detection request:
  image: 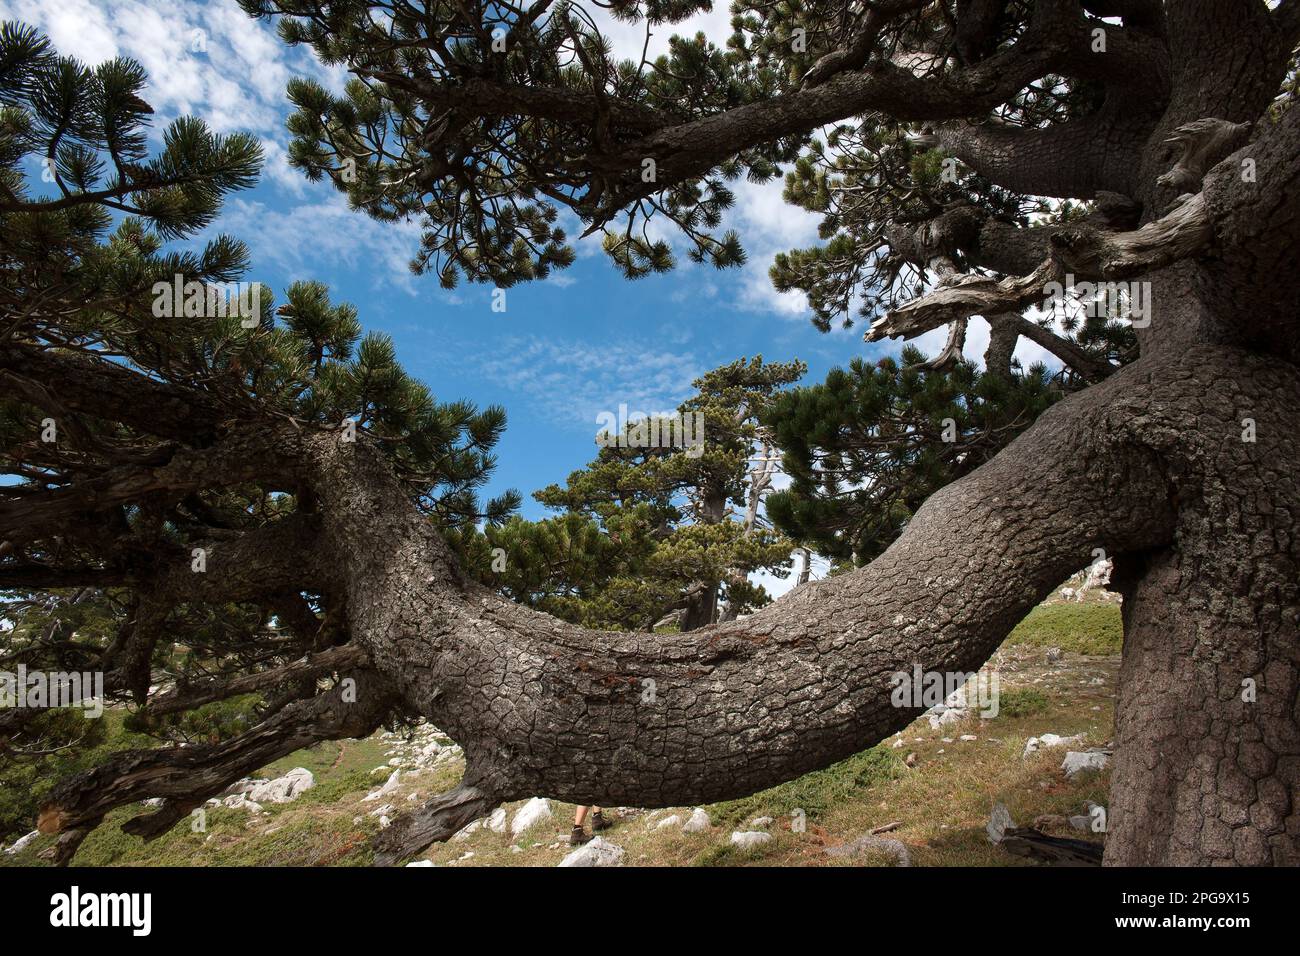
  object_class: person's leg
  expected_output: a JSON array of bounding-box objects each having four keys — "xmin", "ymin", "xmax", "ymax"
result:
[
  {"xmin": 591, "ymin": 806, "xmax": 610, "ymax": 831},
  {"xmin": 570, "ymin": 806, "xmax": 591, "ymax": 846}
]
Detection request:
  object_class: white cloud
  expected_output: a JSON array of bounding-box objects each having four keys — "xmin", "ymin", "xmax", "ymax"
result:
[
  {"xmin": 212, "ymin": 195, "xmax": 425, "ymax": 295},
  {"xmin": 474, "ymin": 337, "xmax": 703, "ymax": 432},
  {"xmin": 725, "ymin": 177, "xmax": 821, "ymax": 318},
  {"xmin": 592, "ymin": 3, "xmax": 733, "ymax": 63},
  {"xmin": 0, "ymin": 0, "xmax": 117, "ymax": 64},
  {"xmin": 257, "ymin": 136, "xmax": 309, "ymax": 197},
  {"xmin": 0, "ymin": 0, "xmax": 347, "ymax": 225}
]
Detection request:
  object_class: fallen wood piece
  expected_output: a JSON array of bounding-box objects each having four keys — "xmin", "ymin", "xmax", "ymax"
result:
[{"xmin": 998, "ymin": 828, "xmax": 1104, "ymax": 866}]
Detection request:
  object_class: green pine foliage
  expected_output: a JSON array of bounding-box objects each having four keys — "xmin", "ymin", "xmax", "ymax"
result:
[
  {"xmin": 0, "ymin": 25, "xmax": 521, "ymax": 840},
  {"xmin": 453, "ymin": 357, "xmax": 806, "ymax": 630},
  {"xmin": 765, "ymin": 345, "xmax": 1060, "ymax": 564}
]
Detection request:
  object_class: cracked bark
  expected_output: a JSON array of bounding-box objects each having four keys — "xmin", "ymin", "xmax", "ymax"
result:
[
  {"xmin": 290, "ymin": 347, "xmax": 1219, "ymax": 858},
  {"xmin": 265, "ymin": 343, "xmax": 1295, "ymax": 866},
  {"xmin": 22, "ymin": 0, "xmax": 1300, "ymax": 868}
]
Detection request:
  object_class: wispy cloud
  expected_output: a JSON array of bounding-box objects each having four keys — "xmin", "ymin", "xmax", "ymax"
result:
[
  {"xmin": 474, "ymin": 337, "xmax": 704, "ymax": 432},
  {"xmin": 211, "ymin": 196, "xmax": 427, "ymax": 296},
  {"xmin": 0, "ymin": 0, "xmax": 332, "ymax": 136}
]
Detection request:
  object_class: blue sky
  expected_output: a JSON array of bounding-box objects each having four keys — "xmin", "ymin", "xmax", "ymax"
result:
[{"xmin": 5, "ymin": 0, "xmax": 1057, "ymax": 592}]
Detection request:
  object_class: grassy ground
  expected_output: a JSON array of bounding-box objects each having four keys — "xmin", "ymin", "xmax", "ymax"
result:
[{"xmin": 1, "ymin": 596, "xmax": 1122, "ymax": 867}]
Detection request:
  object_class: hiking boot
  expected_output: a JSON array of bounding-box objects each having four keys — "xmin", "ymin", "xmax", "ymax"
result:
[
  {"xmin": 569, "ymin": 825, "xmax": 590, "ymax": 846},
  {"xmin": 592, "ymin": 811, "xmax": 612, "ymax": 832}
]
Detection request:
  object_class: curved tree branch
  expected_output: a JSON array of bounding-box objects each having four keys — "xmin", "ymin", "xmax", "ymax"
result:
[
  {"xmin": 38, "ymin": 670, "xmax": 396, "ymax": 848},
  {"xmin": 870, "ymin": 191, "xmax": 1214, "ymax": 341},
  {"xmin": 283, "ymin": 349, "xmax": 1200, "ymax": 867}
]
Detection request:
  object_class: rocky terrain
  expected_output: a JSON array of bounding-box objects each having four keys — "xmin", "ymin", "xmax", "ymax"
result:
[{"xmin": 1, "ymin": 592, "xmax": 1122, "ymax": 867}]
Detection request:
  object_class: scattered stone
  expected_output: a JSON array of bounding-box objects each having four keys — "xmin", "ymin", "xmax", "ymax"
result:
[
  {"xmin": 218, "ymin": 768, "xmax": 314, "ymax": 807},
  {"xmin": 825, "ymin": 835, "xmax": 911, "ymax": 866},
  {"xmin": 558, "ymin": 836, "xmax": 624, "ymax": 867},
  {"xmin": 1069, "ymin": 815, "xmax": 1091, "ymax": 832},
  {"xmin": 959, "ymin": 734, "xmax": 977, "ymax": 741},
  {"xmin": 405, "ymin": 860, "xmax": 435, "ymax": 867},
  {"xmin": 452, "ymin": 819, "xmax": 482, "ymax": 842},
  {"xmin": 653, "ymin": 814, "xmax": 682, "ymax": 830},
  {"xmin": 682, "ymin": 808, "xmax": 711, "ymax": 833},
  {"xmin": 905, "ymin": 752, "xmax": 917, "ymax": 767},
  {"xmin": 486, "ymin": 807, "xmax": 508, "ymax": 833},
  {"xmin": 1045, "ymin": 647, "xmax": 1063, "ymax": 663},
  {"xmin": 221, "ymin": 794, "xmax": 264, "ymax": 813},
  {"xmin": 926, "ymin": 706, "xmax": 966, "ymax": 730},
  {"xmin": 1062, "ymin": 750, "xmax": 1111, "ymax": 778},
  {"xmin": 363, "ymin": 769, "xmax": 401, "ymax": 802},
  {"xmin": 511, "ymin": 797, "xmax": 552, "ymax": 836},
  {"xmin": 987, "ymin": 803, "xmax": 1015, "ymax": 843},
  {"xmin": 730, "ymin": 831, "xmax": 772, "ymax": 850},
  {"xmin": 510, "ymin": 845, "xmax": 523, "ymax": 854},
  {"xmin": 750, "ymin": 816, "xmax": 774, "ymax": 829},
  {"xmin": 1022, "ymin": 733, "xmax": 1085, "ymax": 758},
  {"xmin": 3, "ymin": 830, "xmax": 39, "ymax": 855}
]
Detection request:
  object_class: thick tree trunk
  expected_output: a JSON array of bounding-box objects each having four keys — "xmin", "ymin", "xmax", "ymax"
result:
[
  {"xmin": 278, "ymin": 345, "xmax": 1300, "ymax": 862},
  {"xmin": 298, "ymin": 344, "xmax": 1299, "ymax": 865},
  {"xmin": 680, "ymin": 491, "xmax": 727, "ymax": 630},
  {"xmin": 679, "ymin": 585, "xmax": 718, "ymax": 632},
  {"xmin": 1104, "ymin": 358, "xmax": 1300, "ymax": 864},
  {"xmin": 29, "ymin": 0, "xmax": 1300, "ymax": 868}
]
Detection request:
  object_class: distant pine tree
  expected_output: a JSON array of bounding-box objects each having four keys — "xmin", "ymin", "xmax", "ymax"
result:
[
  {"xmin": 453, "ymin": 357, "xmax": 805, "ymax": 630},
  {"xmin": 765, "ymin": 345, "xmax": 1064, "ymax": 567}
]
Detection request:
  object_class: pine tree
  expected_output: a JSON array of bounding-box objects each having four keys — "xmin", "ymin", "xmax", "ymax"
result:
[
  {"xmin": 4, "ymin": 0, "xmax": 1298, "ymax": 866},
  {"xmin": 455, "ymin": 356, "xmax": 805, "ymax": 631},
  {"xmin": 0, "ymin": 25, "xmax": 517, "ymax": 847},
  {"xmin": 765, "ymin": 345, "xmax": 1064, "ymax": 566}
]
